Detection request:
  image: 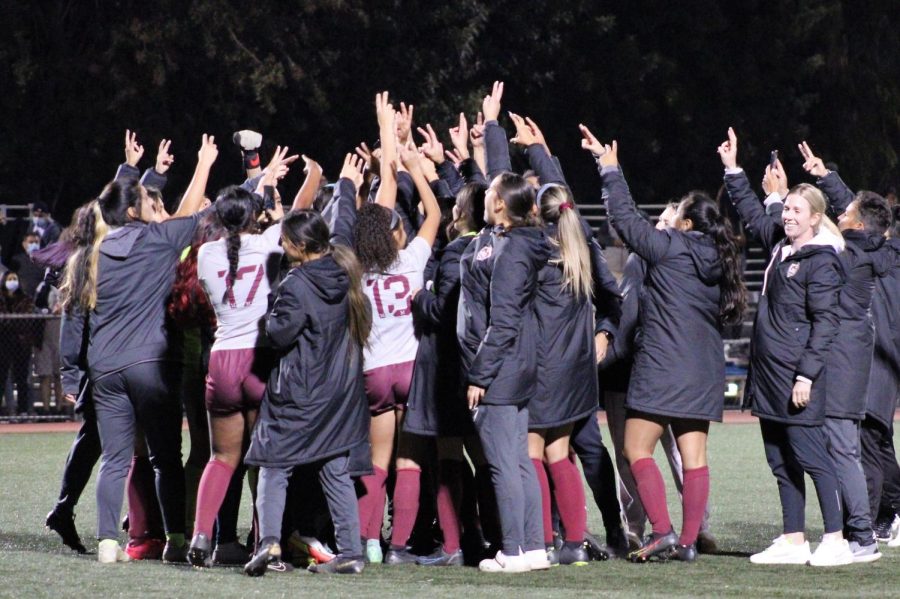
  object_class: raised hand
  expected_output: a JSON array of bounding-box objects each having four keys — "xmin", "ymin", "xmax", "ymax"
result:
[
  {"xmin": 509, "ymin": 112, "xmax": 539, "ymax": 146},
  {"xmin": 375, "ymin": 91, "xmax": 395, "ymax": 131},
  {"xmin": 762, "ymin": 158, "xmax": 789, "ymax": 197},
  {"xmin": 262, "ymin": 145, "xmax": 299, "ymax": 186},
  {"xmin": 124, "ymin": 130, "xmax": 144, "ymax": 167},
  {"xmin": 717, "ymin": 127, "xmax": 738, "ymax": 170},
  {"xmin": 197, "ymin": 134, "xmax": 219, "ymax": 168},
  {"xmin": 396, "ymin": 102, "xmax": 414, "ymax": 146},
  {"xmin": 470, "ymin": 112, "xmax": 485, "ymax": 148},
  {"xmin": 339, "ymin": 152, "xmax": 365, "ymax": 189},
  {"xmin": 578, "ymin": 124, "xmax": 617, "ymax": 168},
  {"xmin": 797, "ymin": 141, "xmax": 828, "ymax": 178},
  {"xmin": 155, "ymin": 139, "xmax": 174, "ymax": 174},
  {"xmin": 526, "ymin": 117, "xmax": 550, "ymax": 154},
  {"xmin": 445, "ymin": 148, "xmax": 465, "ymax": 167},
  {"xmin": 448, "ymin": 113, "xmax": 470, "ymax": 160},
  {"xmin": 302, "ymin": 154, "xmax": 322, "ymax": 178},
  {"xmin": 399, "ymin": 141, "xmax": 422, "ymax": 174},
  {"xmin": 482, "ymin": 81, "xmax": 504, "ymax": 122},
  {"xmin": 417, "ymin": 124, "xmax": 444, "ymax": 164}
]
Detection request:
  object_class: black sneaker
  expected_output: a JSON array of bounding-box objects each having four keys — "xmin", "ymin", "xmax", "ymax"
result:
[
  {"xmin": 188, "ymin": 533, "xmax": 212, "ymax": 568},
  {"xmin": 668, "ymin": 543, "xmax": 698, "ymax": 562},
  {"xmin": 162, "ymin": 539, "xmax": 188, "ymax": 564},
  {"xmin": 874, "ymin": 516, "xmax": 895, "ymax": 542},
  {"xmin": 416, "ymin": 547, "xmax": 463, "ymax": 566},
  {"xmin": 45, "ymin": 509, "xmax": 86, "ymax": 554},
  {"xmin": 213, "ymin": 540, "xmax": 251, "ymax": 565},
  {"xmin": 585, "ymin": 531, "xmax": 612, "ymax": 561},
  {"xmin": 383, "ymin": 546, "xmax": 418, "ymax": 565},
  {"xmin": 244, "ymin": 537, "xmax": 281, "ymax": 577},
  {"xmin": 628, "ymin": 531, "xmax": 678, "ymax": 563},
  {"xmin": 559, "ymin": 542, "xmax": 590, "ymax": 566},
  {"xmin": 309, "ymin": 555, "xmax": 366, "ymax": 574}
]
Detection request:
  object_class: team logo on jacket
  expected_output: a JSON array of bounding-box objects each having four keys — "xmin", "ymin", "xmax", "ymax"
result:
[
  {"xmin": 476, "ymin": 245, "xmax": 493, "ymax": 261},
  {"xmin": 786, "ymin": 263, "xmax": 800, "ymax": 278}
]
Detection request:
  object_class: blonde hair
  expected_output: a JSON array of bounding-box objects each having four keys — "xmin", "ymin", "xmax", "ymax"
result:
[
  {"xmin": 60, "ymin": 201, "xmax": 109, "ymax": 312},
  {"xmin": 789, "ymin": 183, "xmax": 843, "ymax": 240},
  {"xmin": 538, "ymin": 185, "xmax": 592, "ymax": 299}
]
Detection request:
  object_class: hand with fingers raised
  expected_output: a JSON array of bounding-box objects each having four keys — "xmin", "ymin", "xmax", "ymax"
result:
[
  {"xmin": 482, "ymin": 81, "xmax": 504, "ymax": 122},
  {"xmin": 339, "ymin": 152, "xmax": 366, "ymax": 189},
  {"xmin": 262, "ymin": 146, "xmax": 299, "ymax": 186},
  {"xmin": 578, "ymin": 124, "xmax": 618, "ymax": 167},
  {"xmin": 717, "ymin": 127, "xmax": 739, "ymax": 170},
  {"xmin": 448, "ymin": 113, "xmax": 470, "ymax": 161},
  {"xmin": 197, "ymin": 134, "xmax": 219, "ymax": 168},
  {"xmin": 797, "ymin": 141, "xmax": 829, "ymax": 178},
  {"xmin": 469, "ymin": 112, "xmax": 486, "ymax": 148},
  {"xmin": 762, "ymin": 159, "xmax": 789, "ymax": 197},
  {"xmin": 396, "ymin": 102, "xmax": 414, "ymax": 146},
  {"xmin": 125, "ymin": 130, "xmax": 144, "ymax": 167},
  {"xmin": 417, "ymin": 124, "xmax": 445, "ymax": 165},
  {"xmin": 509, "ymin": 112, "xmax": 539, "ymax": 147},
  {"xmin": 155, "ymin": 139, "xmax": 174, "ymax": 174}
]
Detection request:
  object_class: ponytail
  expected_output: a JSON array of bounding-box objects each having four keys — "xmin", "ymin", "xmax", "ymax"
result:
[
  {"xmin": 60, "ymin": 200, "xmax": 109, "ymax": 312},
  {"xmin": 331, "ymin": 244, "xmax": 372, "ymax": 348},
  {"xmin": 679, "ymin": 191, "xmax": 747, "ymax": 326},
  {"xmin": 224, "ymin": 231, "xmax": 241, "ymax": 303},
  {"xmin": 538, "ymin": 184, "xmax": 592, "ymax": 299}
]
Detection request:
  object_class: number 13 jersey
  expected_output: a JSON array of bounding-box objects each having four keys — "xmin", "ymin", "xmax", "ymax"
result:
[
  {"xmin": 198, "ymin": 224, "xmax": 284, "ymax": 351},
  {"xmin": 362, "ymin": 236, "xmax": 431, "ymax": 371}
]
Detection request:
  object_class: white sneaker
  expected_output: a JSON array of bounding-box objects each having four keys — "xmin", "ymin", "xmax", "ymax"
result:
[
  {"xmin": 848, "ymin": 540, "xmax": 882, "ymax": 563},
  {"xmin": 809, "ymin": 538, "xmax": 854, "ymax": 567},
  {"xmin": 749, "ymin": 535, "xmax": 811, "ymax": 565},
  {"xmin": 888, "ymin": 516, "xmax": 900, "ymax": 547},
  {"xmin": 478, "ymin": 550, "xmax": 530, "ymax": 573},
  {"xmin": 524, "ymin": 548, "xmax": 551, "ymax": 570},
  {"xmin": 98, "ymin": 539, "xmax": 131, "ymax": 564}
]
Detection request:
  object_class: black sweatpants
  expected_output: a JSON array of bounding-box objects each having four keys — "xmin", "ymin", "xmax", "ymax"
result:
[
  {"xmin": 93, "ymin": 361, "xmax": 185, "ymax": 540},
  {"xmin": 53, "ymin": 397, "xmax": 101, "ymax": 515},
  {"xmin": 861, "ymin": 416, "xmax": 900, "ymax": 521},
  {"xmin": 760, "ymin": 419, "xmax": 843, "ymax": 535}
]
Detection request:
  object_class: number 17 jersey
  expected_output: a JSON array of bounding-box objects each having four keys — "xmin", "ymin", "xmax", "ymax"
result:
[{"xmin": 362, "ymin": 236, "xmax": 431, "ymax": 371}]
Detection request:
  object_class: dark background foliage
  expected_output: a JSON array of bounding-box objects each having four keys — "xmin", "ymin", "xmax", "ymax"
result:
[{"xmin": 1, "ymin": 0, "xmax": 898, "ymax": 222}]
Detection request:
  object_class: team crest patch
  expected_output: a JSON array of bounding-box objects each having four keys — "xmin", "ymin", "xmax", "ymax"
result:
[
  {"xmin": 476, "ymin": 245, "xmax": 493, "ymax": 261},
  {"xmin": 786, "ymin": 263, "xmax": 800, "ymax": 278}
]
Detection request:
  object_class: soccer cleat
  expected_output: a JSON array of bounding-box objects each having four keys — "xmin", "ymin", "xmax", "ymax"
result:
[
  {"xmin": 668, "ymin": 543, "xmax": 698, "ymax": 562},
  {"xmin": 162, "ymin": 539, "xmax": 188, "ymax": 563},
  {"xmin": 524, "ymin": 548, "xmax": 551, "ymax": 570},
  {"xmin": 478, "ymin": 550, "xmax": 531, "ymax": 573},
  {"xmin": 750, "ymin": 536, "xmax": 811, "ymax": 565},
  {"xmin": 809, "ymin": 537, "xmax": 853, "ymax": 567},
  {"xmin": 558, "ymin": 543, "xmax": 590, "ymax": 566},
  {"xmin": 697, "ymin": 530, "xmax": 719, "ymax": 554},
  {"xmin": 98, "ymin": 539, "xmax": 131, "ymax": 564},
  {"xmin": 212, "ymin": 540, "xmax": 251, "ymax": 565},
  {"xmin": 125, "ymin": 537, "xmax": 165, "ymax": 560},
  {"xmin": 628, "ymin": 531, "xmax": 678, "ymax": 563},
  {"xmin": 244, "ymin": 537, "xmax": 281, "ymax": 577},
  {"xmin": 287, "ymin": 532, "xmax": 334, "ymax": 567},
  {"xmin": 365, "ymin": 538, "xmax": 383, "ymax": 563},
  {"xmin": 585, "ymin": 532, "xmax": 613, "ymax": 560},
  {"xmin": 233, "ymin": 130, "xmax": 263, "ymax": 152},
  {"xmin": 45, "ymin": 510, "xmax": 87, "ymax": 554},
  {"xmin": 848, "ymin": 540, "xmax": 882, "ymax": 563},
  {"xmin": 873, "ymin": 515, "xmax": 894, "ymax": 542},
  {"xmin": 267, "ymin": 559, "xmax": 295, "ymax": 573},
  {"xmin": 384, "ymin": 546, "xmax": 419, "ymax": 565},
  {"xmin": 416, "ymin": 546, "xmax": 464, "ymax": 566},
  {"xmin": 308, "ymin": 555, "xmax": 366, "ymax": 574},
  {"xmin": 625, "ymin": 529, "xmax": 643, "ymax": 552},
  {"xmin": 188, "ymin": 533, "xmax": 212, "ymax": 568}
]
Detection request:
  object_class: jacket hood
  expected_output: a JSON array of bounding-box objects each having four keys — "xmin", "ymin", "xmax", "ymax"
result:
[
  {"xmin": 504, "ymin": 225, "xmax": 553, "ymax": 267},
  {"xmin": 803, "ymin": 227, "xmax": 846, "ymax": 253},
  {"xmin": 872, "ymin": 236, "xmax": 900, "ymax": 278},
  {"xmin": 842, "ymin": 228, "xmax": 886, "ymax": 253},
  {"xmin": 298, "ymin": 254, "xmax": 349, "ymax": 303},
  {"xmin": 100, "ymin": 223, "xmax": 145, "ymax": 259},
  {"xmin": 680, "ymin": 231, "xmax": 723, "ymax": 286}
]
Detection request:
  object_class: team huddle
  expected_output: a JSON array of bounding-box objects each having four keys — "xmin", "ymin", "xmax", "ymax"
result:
[{"xmin": 41, "ymin": 81, "xmax": 900, "ymax": 575}]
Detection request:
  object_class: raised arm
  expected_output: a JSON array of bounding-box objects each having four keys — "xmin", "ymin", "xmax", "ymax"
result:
[
  {"xmin": 798, "ymin": 141, "xmax": 855, "ymax": 214},
  {"xmin": 373, "ymin": 91, "xmax": 398, "ymax": 209},
  {"xmin": 172, "ymin": 134, "xmax": 219, "ymax": 218},
  {"xmin": 324, "ymin": 153, "xmax": 364, "ymax": 248},
  {"xmin": 510, "ymin": 114, "xmax": 567, "ymax": 186},
  {"xmin": 482, "ymin": 82, "xmax": 511, "ymax": 180},
  {"xmin": 470, "ymin": 111, "xmax": 488, "ymax": 177},
  {"xmin": 291, "ymin": 155, "xmax": 324, "ymax": 210},
  {"xmin": 113, "ymin": 129, "xmax": 146, "ymax": 182},
  {"xmin": 400, "ymin": 142, "xmax": 441, "ymax": 247}
]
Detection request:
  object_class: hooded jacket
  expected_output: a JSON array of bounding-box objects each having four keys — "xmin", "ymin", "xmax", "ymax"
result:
[
  {"xmin": 602, "ymin": 166, "xmax": 727, "ymax": 421},
  {"xmin": 244, "ymin": 254, "xmax": 368, "ymax": 468},
  {"xmin": 457, "ymin": 227, "xmax": 495, "ymax": 373},
  {"xmin": 725, "ymin": 170, "xmax": 844, "ymax": 425},
  {"xmin": 467, "ymin": 226, "xmax": 552, "ymax": 406},
  {"xmin": 866, "ymin": 238, "xmax": 900, "ymax": 427}
]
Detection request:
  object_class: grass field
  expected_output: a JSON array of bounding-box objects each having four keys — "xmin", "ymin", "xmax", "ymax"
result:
[{"xmin": 2, "ymin": 423, "xmax": 899, "ymax": 598}]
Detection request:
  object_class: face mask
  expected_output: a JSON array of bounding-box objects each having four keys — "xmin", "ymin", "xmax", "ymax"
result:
[
  {"xmin": 33, "ymin": 217, "xmax": 48, "ymax": 227},
  {"xmin": 5, "ymin": 280, "xmax": 19, "ymax": 292},
  {"xmin": 27, "ymin": 242, "xmax": 39, "ymax": 254}
]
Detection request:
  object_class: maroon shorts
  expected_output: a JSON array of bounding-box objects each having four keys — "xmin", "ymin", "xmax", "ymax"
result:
[
  {"xmin": 205, "ymin": 348, "xmax": 273, "ymax": 416},
  {"xmin": 364, "ymin": 361, "xmax": 414, "ymax": 416}
]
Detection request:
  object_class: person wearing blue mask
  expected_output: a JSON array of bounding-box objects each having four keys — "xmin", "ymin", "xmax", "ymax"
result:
[{"xmin": 30, "ymin": 202, "xmax": 61, "ymax": 248}]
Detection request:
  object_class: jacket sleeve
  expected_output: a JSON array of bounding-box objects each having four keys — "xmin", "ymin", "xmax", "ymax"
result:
[
  {"xmin": 396, "ymin": 171, "xmax": 419, "ymax": 236},
  {"xmin": 324, "ymin": 177, "xmax": 358, "ymax": 248},
  {"xmin": 436, "ymin": 160, "xmax": 465, "ymax": 196},
  {"xmin": 723, "ymin": 169, "xmax": 784, "ymax": 254},
  {"xmin": 266, "ymin": 273, "xmax": 311, "ymax": 350},
  {"xmin": 551, "ymin": 156, "xmax": 569, "ymax": 186},
  {"xmin": 459, "ymin": 157, "xmax": 488, "ymax": 186},
  {"xmin": 158, "ymin": 209, "xmax": 207, "ymax": 250},
  {"xmin": 114, "ymin": 163, "xmax": 140, "ymax": 183},
  {"xmin": 600, "ymin": 166, "xmax": 671, "ymax": 264},
  {"xmin": 484, "ymin": 120, "xmax": 512, "ymax": 181},
  {"xmin": 468, "ymin": 241, "xmax": 532, "ymax": 387},
  {"xmin": 816, "ymin": 171, "xmax": 855, "ymax": 215},
  {"xmin": 589, "ymin": 237, "xmax": 622, "ymax": 336},
  {"xmin": 241, "ymin": 174, "xmax": 265, "ymax": 194},
  {"xmin": 431, "ymin": 179, "xmax": 456, "ymax": 213},
  {"xmin": 796, "ymin": 253, "xmax": 843, "ymax": 381},
  {"xmin": 60, "ymin": 310, "xmax": 87, "ymax": 396},
  {"xmin": 526, "ymin": 144, "xmax": 566, "ymax": 186},
  {"xmin": 140, "ymin": 168, "xmax": 168, "ymax": 191},
  {"xmin": 413, "ymin": 244, "xmax": 462, "ymax": 327}
]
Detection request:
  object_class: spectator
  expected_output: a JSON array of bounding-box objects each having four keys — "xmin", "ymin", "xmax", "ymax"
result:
[
  {"xmin": 30, "ymin": 201, "xmax": 62, "ymax": 248},
  {"xmin": 0, "ymin": 271, "xmax": 39, "ymax": 415},
  {"xmin": 11, "ymin": 232, "xmax": 44, "ymax": 297},
  {"xmin": 34, "ymin": 272, "xmax": 65, "ymax": 415}
]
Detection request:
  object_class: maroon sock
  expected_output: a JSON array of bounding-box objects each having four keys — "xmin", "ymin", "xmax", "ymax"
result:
[
  {"xmin": 630, "ymin": 457, "xmax": 672, "ymax": 535},
  {"xmin": 193, "ymin": 459, "xmax": 235, "ymax": 539},
  {"xmin": 390, "ymin": 468, "xmax": 421, "ymax": 548},
  {"xmin": 548, "ymin": 459, "xmax": 587, "ymax": 543},
  {"xmin": 531, "ymin": 458, "xmax": 554, "ymax": 545},
  {"xmin": 679, "ymin": 466, "xmax": 710, "ymax": 546},
  {"xmin": 357, "ymin": 466, "xmax": 388, "ymax": 540},
  {"xmin": 436, "ymin": 460, "xmax": 464, "ymax": 553}
]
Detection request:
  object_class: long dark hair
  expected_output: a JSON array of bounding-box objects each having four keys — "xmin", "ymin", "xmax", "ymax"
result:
[
  {"xmin": 98, "ymin": 179, "xmax": 144, "ymax": 226},
  {"xmin": 354, "ymin": 203, "xmax": 399, "ymax": 273},
  {"xmin": 283, "ymin": 210, "xmax": 371, "ymax": 348},
  {"xmin": 679, "ymin": 191, "xmax": 747, "ymax": 325},
  {"xmin": 213, "ymin": 186, "xmax": 258, "ymax": 303},
  {"xmin": 493, "ymin": 173, "xmax": 538, "ymax": 229},
  {"xmin": 449, "ymin": 183, "xmax": 487, "ymax": 240}
]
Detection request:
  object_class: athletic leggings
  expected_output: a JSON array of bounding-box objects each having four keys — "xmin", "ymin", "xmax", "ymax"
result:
[
  {"xmin": 760, "ymin": 419, "xmax": 843, "ymax": 535},
  {"xmin": 92, "ymin": 361, "xmax": 185, "ymax": 541},
  {"xmin": 52, "ymin": 395, "xmax": 101, "ymax": 515}
]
